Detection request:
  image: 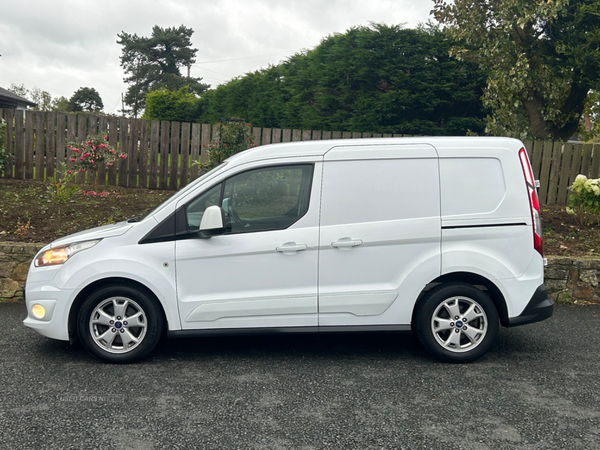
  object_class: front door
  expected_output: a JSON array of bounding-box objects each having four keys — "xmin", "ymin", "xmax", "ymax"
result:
[{"xmin": 176, "ymin": 162, "xmax": 321, "ymax": 330}]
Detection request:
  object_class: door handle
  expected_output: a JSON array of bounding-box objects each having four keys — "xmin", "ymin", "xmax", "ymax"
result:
[
  {"xmin": 276, "ymin": 242, "xmax": 308, "ymax": 255},
  {"xmin": 331, "ymin": 238, "xmax": 363, "ymax": 250}
]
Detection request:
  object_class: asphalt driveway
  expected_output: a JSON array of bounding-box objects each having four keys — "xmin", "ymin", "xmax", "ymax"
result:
[{"xmin": 0, "ymin": 302, "xmax": 599, "ymax": 449}]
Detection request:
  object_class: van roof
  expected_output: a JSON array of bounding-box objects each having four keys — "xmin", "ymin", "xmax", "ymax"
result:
[{"xmin": 226, "ymin": 136, "xmax": 524, "ymax": 165}]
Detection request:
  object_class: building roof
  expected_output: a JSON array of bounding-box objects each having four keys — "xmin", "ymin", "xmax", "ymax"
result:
[{"xmin": 0, "ymin": 86, "xmax": 37, "ymax": 107}]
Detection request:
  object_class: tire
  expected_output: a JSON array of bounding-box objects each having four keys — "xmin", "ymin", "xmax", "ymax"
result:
[
  {"xmin": 77, "ymin": 284, "xmax": 164, "ymax": 363},
  {"xmin": 414, "ymin": 283, "xmax": 499, "ymax": 363}
]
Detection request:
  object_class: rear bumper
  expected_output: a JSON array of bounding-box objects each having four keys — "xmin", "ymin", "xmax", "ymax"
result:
[{"xmin": 508, "ymin": 284, "xmax": 553, "ymax": 327}]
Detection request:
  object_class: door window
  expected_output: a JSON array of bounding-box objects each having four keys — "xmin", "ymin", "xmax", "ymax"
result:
[
  {"xmin": 185, "ymin": 184, "xmax": 222, "ymax": 231},
  {"xmin": 185, "ymin": 165, "xmax": 313, "ymax": 234}
]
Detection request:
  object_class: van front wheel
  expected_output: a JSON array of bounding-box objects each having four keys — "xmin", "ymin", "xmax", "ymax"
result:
[
  {"xmin": 415, "ymin": 283, "xmax": 499, "ymax": 363},
  {"xmin": 77, "ymin": 285, "xmax": 163, "ymax": 363}
]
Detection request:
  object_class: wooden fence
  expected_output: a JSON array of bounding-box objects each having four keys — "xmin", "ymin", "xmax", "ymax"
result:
[{"xmin": 1, "ymin": 108, "xmax": 598, "ymax": 205}]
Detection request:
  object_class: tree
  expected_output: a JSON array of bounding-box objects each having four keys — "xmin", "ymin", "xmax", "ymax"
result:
[
  {"xmin": 51, "ymin": 96, "xmax": 70, "ymax": 112},
  {"xmin": 117, "ymin": 25, "xmax": 209, "ymax": 117},
  {"xmin": 199, "ymin": 24, "xmax": 488, "ymax": 136},
  {"xmin": 7, "ymin": 83, "xmax": 29, "ymax": 99},
  {"xmin": 8, "ymin": 84, "xmax": 69, "ymax": 112},
  {"xmin": 143, "ymin": 86, "xmax": 200, "ymax": 123},
  {"xmin": 433, "ymin": 0, "xmax": 600, "ymax": 141},
  {"xmin": 68, "ymin": 87, "xmax": 104, "ymax": 112}
]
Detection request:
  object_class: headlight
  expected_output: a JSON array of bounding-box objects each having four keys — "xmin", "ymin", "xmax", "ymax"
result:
[{"xmin": 34, "ymin": 240, "xmax": 101, "ymax": 267}]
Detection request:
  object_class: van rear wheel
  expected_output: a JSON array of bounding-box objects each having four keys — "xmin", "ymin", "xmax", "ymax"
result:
[
  {"xmin": 415, "ymin": 283, "xmax": 499, "ymax": 363},
  {"xmin": 77, "ymin": 284, "xmax": 163, "ymax": 363}
]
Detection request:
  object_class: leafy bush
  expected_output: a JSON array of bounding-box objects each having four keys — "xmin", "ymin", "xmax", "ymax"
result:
[
  {"xmin": 192, "ymin": 120, "xmax": 256, "ymax": 171},
  {"xmin": 47, "ymin": 163, "xmax": 80, "ymax": 218},
  {"xmin": 567, "ymin": 174, "xmax": 600, "ymax": 225},
  {"xmin": 143, "ymin": 87, "xmax": 200, "ymax": 123}
]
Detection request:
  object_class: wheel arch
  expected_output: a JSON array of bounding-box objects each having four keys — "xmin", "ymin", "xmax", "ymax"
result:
[
  {"xmin": 68, "ymin": 277, "xmax": 168, "ymax": 343},
  {"xmin": 412, "ymin": 272, "xmax": 509, "ymax": 327}
]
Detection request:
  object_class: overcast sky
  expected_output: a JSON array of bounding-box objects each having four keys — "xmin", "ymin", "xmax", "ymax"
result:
[{"xmin": 0, "ymin": 0, "xmax": 434, "ymax": 114}]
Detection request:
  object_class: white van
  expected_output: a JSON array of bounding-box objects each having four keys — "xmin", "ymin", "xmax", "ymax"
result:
[{"xmin": 23, "ymin": 137, "xmax": 553, "ymax": 363}]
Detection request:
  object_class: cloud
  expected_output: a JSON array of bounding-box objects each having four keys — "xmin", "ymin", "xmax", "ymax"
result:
[{"xmin": 0, "ymin": 0, "xmax": 433, "ymax": 114}]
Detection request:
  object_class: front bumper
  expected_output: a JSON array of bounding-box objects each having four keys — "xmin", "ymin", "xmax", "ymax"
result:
[
  {"xmin": 23, "ymin": 266, "xmax": 73, "ymax": 341},
  {"xmin": 508, "ymin": 284, "xmax": 553, "ymax": 327}
]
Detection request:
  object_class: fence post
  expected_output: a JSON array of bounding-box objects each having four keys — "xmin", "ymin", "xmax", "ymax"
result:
[
  {"xmin": 77, "ymin": 114, "xmax": 87, "ymax": 184},
  {"xmin": 129, "ymin": 119, "xmax": 139, "ymax": 188},
  {"xmin": 46, "ymin": 112, "xmax": 56, "ymax": 180},
  {"xmin": 35, "ymin": 112, "xmax": 45, "ymax": 181},
  {"xmin": 272, "ymin": 128, "xmax": 281, "ymax": 143},
  {"xmin": 139, "ymin": 119, "xmax": 149, "ymax": 189},
  {"xmin": 107, "ymin": 116, "xmax": 118, "ymax": 186},
  {"xmin": 159, "ymin": 121, "xmax": 169, "ymax": 190},
  {"xmin": 190, "ymin": 123, "xmax": 201, "ymax": 181},
  {"xmin": 180, "ymin": 122, "xmax": 190, "ymax": 187},
  {"xmin": 201, "ymin": 124, "xmax": 210, "ymax": 165},
  {"xmin": 557, "ymin": 143, "xmax": 573, "ymax": 205},
  {"xmin": 118, "ymin": 117, "xmax": 128, "ymax": 187},
  {"xmin": 14, "ymin": 109, "xmax": 24, "ymax": 179},
  {"xmin": 149, "ymin": 120, "xmax": 159, "ymax": 189},
  {"xmin": 2, "ymin": 109, "xmax": 14, "ymax": 178},
  {"xmin": 261, "ymin": 128, "xmax": 271, "ymax": 146},
  {"xmin": 169, "ymin": 121, "xmax": 180, "ymax": 189},
  {"xmin": 547, "ymin": 142, "xmax": 563, "ymax": 205},
  {"xmin": 24, "ymin": 110, "xmax": 34, "ymax": 180},
  {"xmin": 97, "ymin": 116, "xmax": 108, "ymax": 186}
]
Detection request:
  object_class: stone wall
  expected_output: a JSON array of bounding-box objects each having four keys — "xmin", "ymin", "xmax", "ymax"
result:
[
  {"xmin": 0, "ymin": 242, "xmax": 44, "ymax": 302},
  {"xmin": 545, "ymin": 256, "xmax": 600, "ymax": 304},
  {"xmin": 1, "ymin": 242, "xmax": 599, "ymax": 304}
]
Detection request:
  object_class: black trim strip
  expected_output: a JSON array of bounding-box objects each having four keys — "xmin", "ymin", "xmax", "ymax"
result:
[
  {"xmin": 168, "ymin": 324, "xmax": 411, "ymax": 338},
  {"xmin": 442, "ymin": 222, "xmax": 527, "ymax": 230}
]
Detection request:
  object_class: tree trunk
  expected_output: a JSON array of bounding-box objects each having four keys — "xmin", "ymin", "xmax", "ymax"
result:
[{"xmin": 521, "ymin": 96, "xmax": 551, "ymax": 140}]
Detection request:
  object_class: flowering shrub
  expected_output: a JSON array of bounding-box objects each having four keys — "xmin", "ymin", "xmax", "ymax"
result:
[
  {"xmin": 192, "ymin": 120, "xmax": 256, "ymax": 172},
  {"xmin": 68, "ymin": 133, "xmax": 126, "ymax": 183},
  {"xmin": 567, "ymin": 174, "xmax": 600, "ymax": 225},
  {"xmin": 0, "ymin": 118, "xmax": 7, "ymax": 176}
]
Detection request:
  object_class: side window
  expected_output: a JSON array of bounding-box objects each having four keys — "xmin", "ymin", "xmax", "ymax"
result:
[
  {"xmin": 185, "ymin": 184, "xmax": 221, "ymax": 231},
  {"xmin": 222, "ymin": 165, "xmax": 313, "ymax": 234}
]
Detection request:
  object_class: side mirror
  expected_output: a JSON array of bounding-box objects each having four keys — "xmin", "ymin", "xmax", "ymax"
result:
[{"xmin": 199, "ymin": 205, "xmax": 225, "ymax": 237}]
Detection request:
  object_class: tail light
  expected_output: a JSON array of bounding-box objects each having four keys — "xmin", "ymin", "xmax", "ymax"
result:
[{"xmin": 519, "ymin": 148, "xmax": 543, "ymax": 256}]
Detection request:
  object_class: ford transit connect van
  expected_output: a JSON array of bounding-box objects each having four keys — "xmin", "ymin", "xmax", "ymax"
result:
[{"xmin": 23, "ymin": 137, "xmax": 553, "ymax": 363}]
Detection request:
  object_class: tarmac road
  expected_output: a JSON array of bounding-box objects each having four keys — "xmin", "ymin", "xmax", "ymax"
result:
[{"xmin": 0, "ymin": 301, "xmax": 599, "ymax": 450}]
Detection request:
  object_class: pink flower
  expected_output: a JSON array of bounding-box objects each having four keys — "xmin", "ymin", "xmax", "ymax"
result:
[
  {"xmin": 70, "ymin": 158, "xmax": 76, "ymax": 162},
  {"xmin": 79, "ymin": 169, "xmax": 85, "ymax": 172},
  {"xmin": 67, "ymin": 170, "xmax": 72, "ymax": 175}
]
